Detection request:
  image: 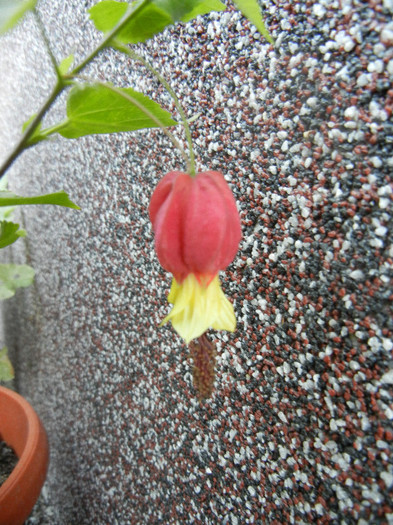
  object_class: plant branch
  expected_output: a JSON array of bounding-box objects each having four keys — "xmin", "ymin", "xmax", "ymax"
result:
[
  {"xmin": 0, "ymin": 81, "xmax": 63, "ymax": 179},
  {"xmin": 0, "ymin": 0, "xmax": 153, "ymax": 179}
]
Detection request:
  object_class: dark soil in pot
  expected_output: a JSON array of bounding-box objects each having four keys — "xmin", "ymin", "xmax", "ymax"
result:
[{"xmin": 0, "ymin": 440, "xmax": 18, "ymax": 487}]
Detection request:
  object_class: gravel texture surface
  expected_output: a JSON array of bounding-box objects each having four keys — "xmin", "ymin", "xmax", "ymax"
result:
[{"xmin": 0, "ymin": 0, "xmax": 392, "ymax": 523}]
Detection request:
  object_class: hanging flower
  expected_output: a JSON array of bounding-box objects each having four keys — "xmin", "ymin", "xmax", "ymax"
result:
[{"xmin": 149, "ymin": 170, "xmax": 241, "ymax": 343}]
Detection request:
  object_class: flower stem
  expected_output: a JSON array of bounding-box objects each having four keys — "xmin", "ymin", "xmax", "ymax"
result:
[{"xmin": 124, "ymin": 49, "xmax": 197, "ymax": 176}]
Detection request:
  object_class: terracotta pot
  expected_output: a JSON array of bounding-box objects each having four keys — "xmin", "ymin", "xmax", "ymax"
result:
[{"xmin": 0, "ymin": 386, "xmax": 49, "ymax": 525}]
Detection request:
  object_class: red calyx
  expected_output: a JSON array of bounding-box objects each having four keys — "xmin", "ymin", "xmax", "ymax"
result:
[{"xmin": 149, "ymin": 171, "xmax": 242, "ymax": 282}]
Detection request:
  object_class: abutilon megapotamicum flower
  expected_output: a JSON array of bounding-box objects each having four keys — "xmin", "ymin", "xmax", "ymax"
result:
[{"xmin": 149, "ymin": 170, "xmax": 241, "ymax": 344}]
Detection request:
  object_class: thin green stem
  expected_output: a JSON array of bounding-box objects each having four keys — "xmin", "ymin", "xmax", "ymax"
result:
[
  {"xmin": 125, "ymin": 49, "xmax": 197, "ymax": 176},
  {"xmin": 36, "ymin": 121, "xmax": 68, "ymax": 140},
  {"xmin": 73, "ymin": 76, "xmax": 190, "ymax": 169},
  {"xmin": 33, "ymin": 7, "xmax": 62, "ymax": 82},
  {"xmin": 70, "ymin": 0, "xmax": 152, "ymax": 76}
]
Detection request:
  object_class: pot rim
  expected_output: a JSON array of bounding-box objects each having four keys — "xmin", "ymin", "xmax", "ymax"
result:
[{"xmin": 0, "ymin": 385, "xmax": 49, "ymax": 525}]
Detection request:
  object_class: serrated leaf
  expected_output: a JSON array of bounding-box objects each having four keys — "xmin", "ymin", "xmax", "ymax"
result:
[
  {"xmin": 57, "ymin": 83, "xmax": 177, "ymax": 139},
  {"xmin": 0, "ymin": 220, "xmax": 26, "ymax": 249},
  {"xmin": 0, "ymin": 0, "xmax": 37, "ymax": 34},
  {"xmin": 89, "ymin": 0, "xmax": 226, "ymax": 44},
  {"xmin": 232, "ymin": 0, "xmax": 273, "ymax": 43},
  {"xmin": 0, "ymin": 263, "xmax": 35, "ymax": 300},
  {"xmin": 89, "ymin": 0, "xmax": 127, "ymax": 33},
  {"xmin": 89, "ymin": 1, "xmax": 172, "ymax": 44},
  {"xmin": 0, "ymin": 347, "xmax": 14, "ymax": 382},
  {"xmin": 59, "ymin": 54, "xmax": 74, "ymax": 76}
]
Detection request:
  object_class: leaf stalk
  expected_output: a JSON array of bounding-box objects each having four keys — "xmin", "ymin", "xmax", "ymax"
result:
[{"xmin": 125, "ymin": 49, "xmax": 197, "ymax": 176}]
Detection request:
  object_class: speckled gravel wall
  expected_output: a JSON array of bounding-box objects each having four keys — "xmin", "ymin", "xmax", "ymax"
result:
[{"xmin": 1, "ymin": 0, "xmax": 393, "ymax": 523}]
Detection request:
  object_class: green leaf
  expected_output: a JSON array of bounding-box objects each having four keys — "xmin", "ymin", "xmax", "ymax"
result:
[
  {"xmin": 0, "ymin": 190, "xmax": 80, "ymax": 209},
  {"xmin": 89, "ymin": 0, "xmax": 226, "ymax": 44},
  {"xmin": 232, "ymin": 0, "xmax": 273, "ymax": 43},
  {"xmin": 58, "ymin": 54, "xmax": 74, "ymax": 76},
  {"xmin": 58, "ymin": 83, "xmax": 177, "ymax": 139},
  {"xmin": 0, "ymin": 0, "xmax": 37, "ymax": 34},
  {"xmin": 89, "ymin": 0, "xmax": 127, "ymax": 33},
  {"xmin": 0, "ymin": 263, "xmax": 35, "ymax": 300},
  {"xmin": 0, "ymin": 220, "xmax": 26, "ymax": 249},
  {"xmin": 154, "ymin": 0, "xmax": 225, "ymax": 22},
  {"xmin": 89, "ymin": 1, "xmax": 172, "ymax": 44},
  {"xmin": 180, "ymin": 0, "xmax": 226, "ymax": 23},
  {"xmin": 0, "ymin": 347, "xmax": 14, "ymax": 382}
]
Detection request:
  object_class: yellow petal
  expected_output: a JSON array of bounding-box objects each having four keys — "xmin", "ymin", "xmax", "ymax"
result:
[{"xmin": 161, "ymin": 274, "xmax": 236, "ymax": 343}]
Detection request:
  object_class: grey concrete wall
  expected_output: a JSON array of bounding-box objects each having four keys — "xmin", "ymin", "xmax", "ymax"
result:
[{"xmin": 1, "ymin": 0, "xmax": 393, "ymax": 523}]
